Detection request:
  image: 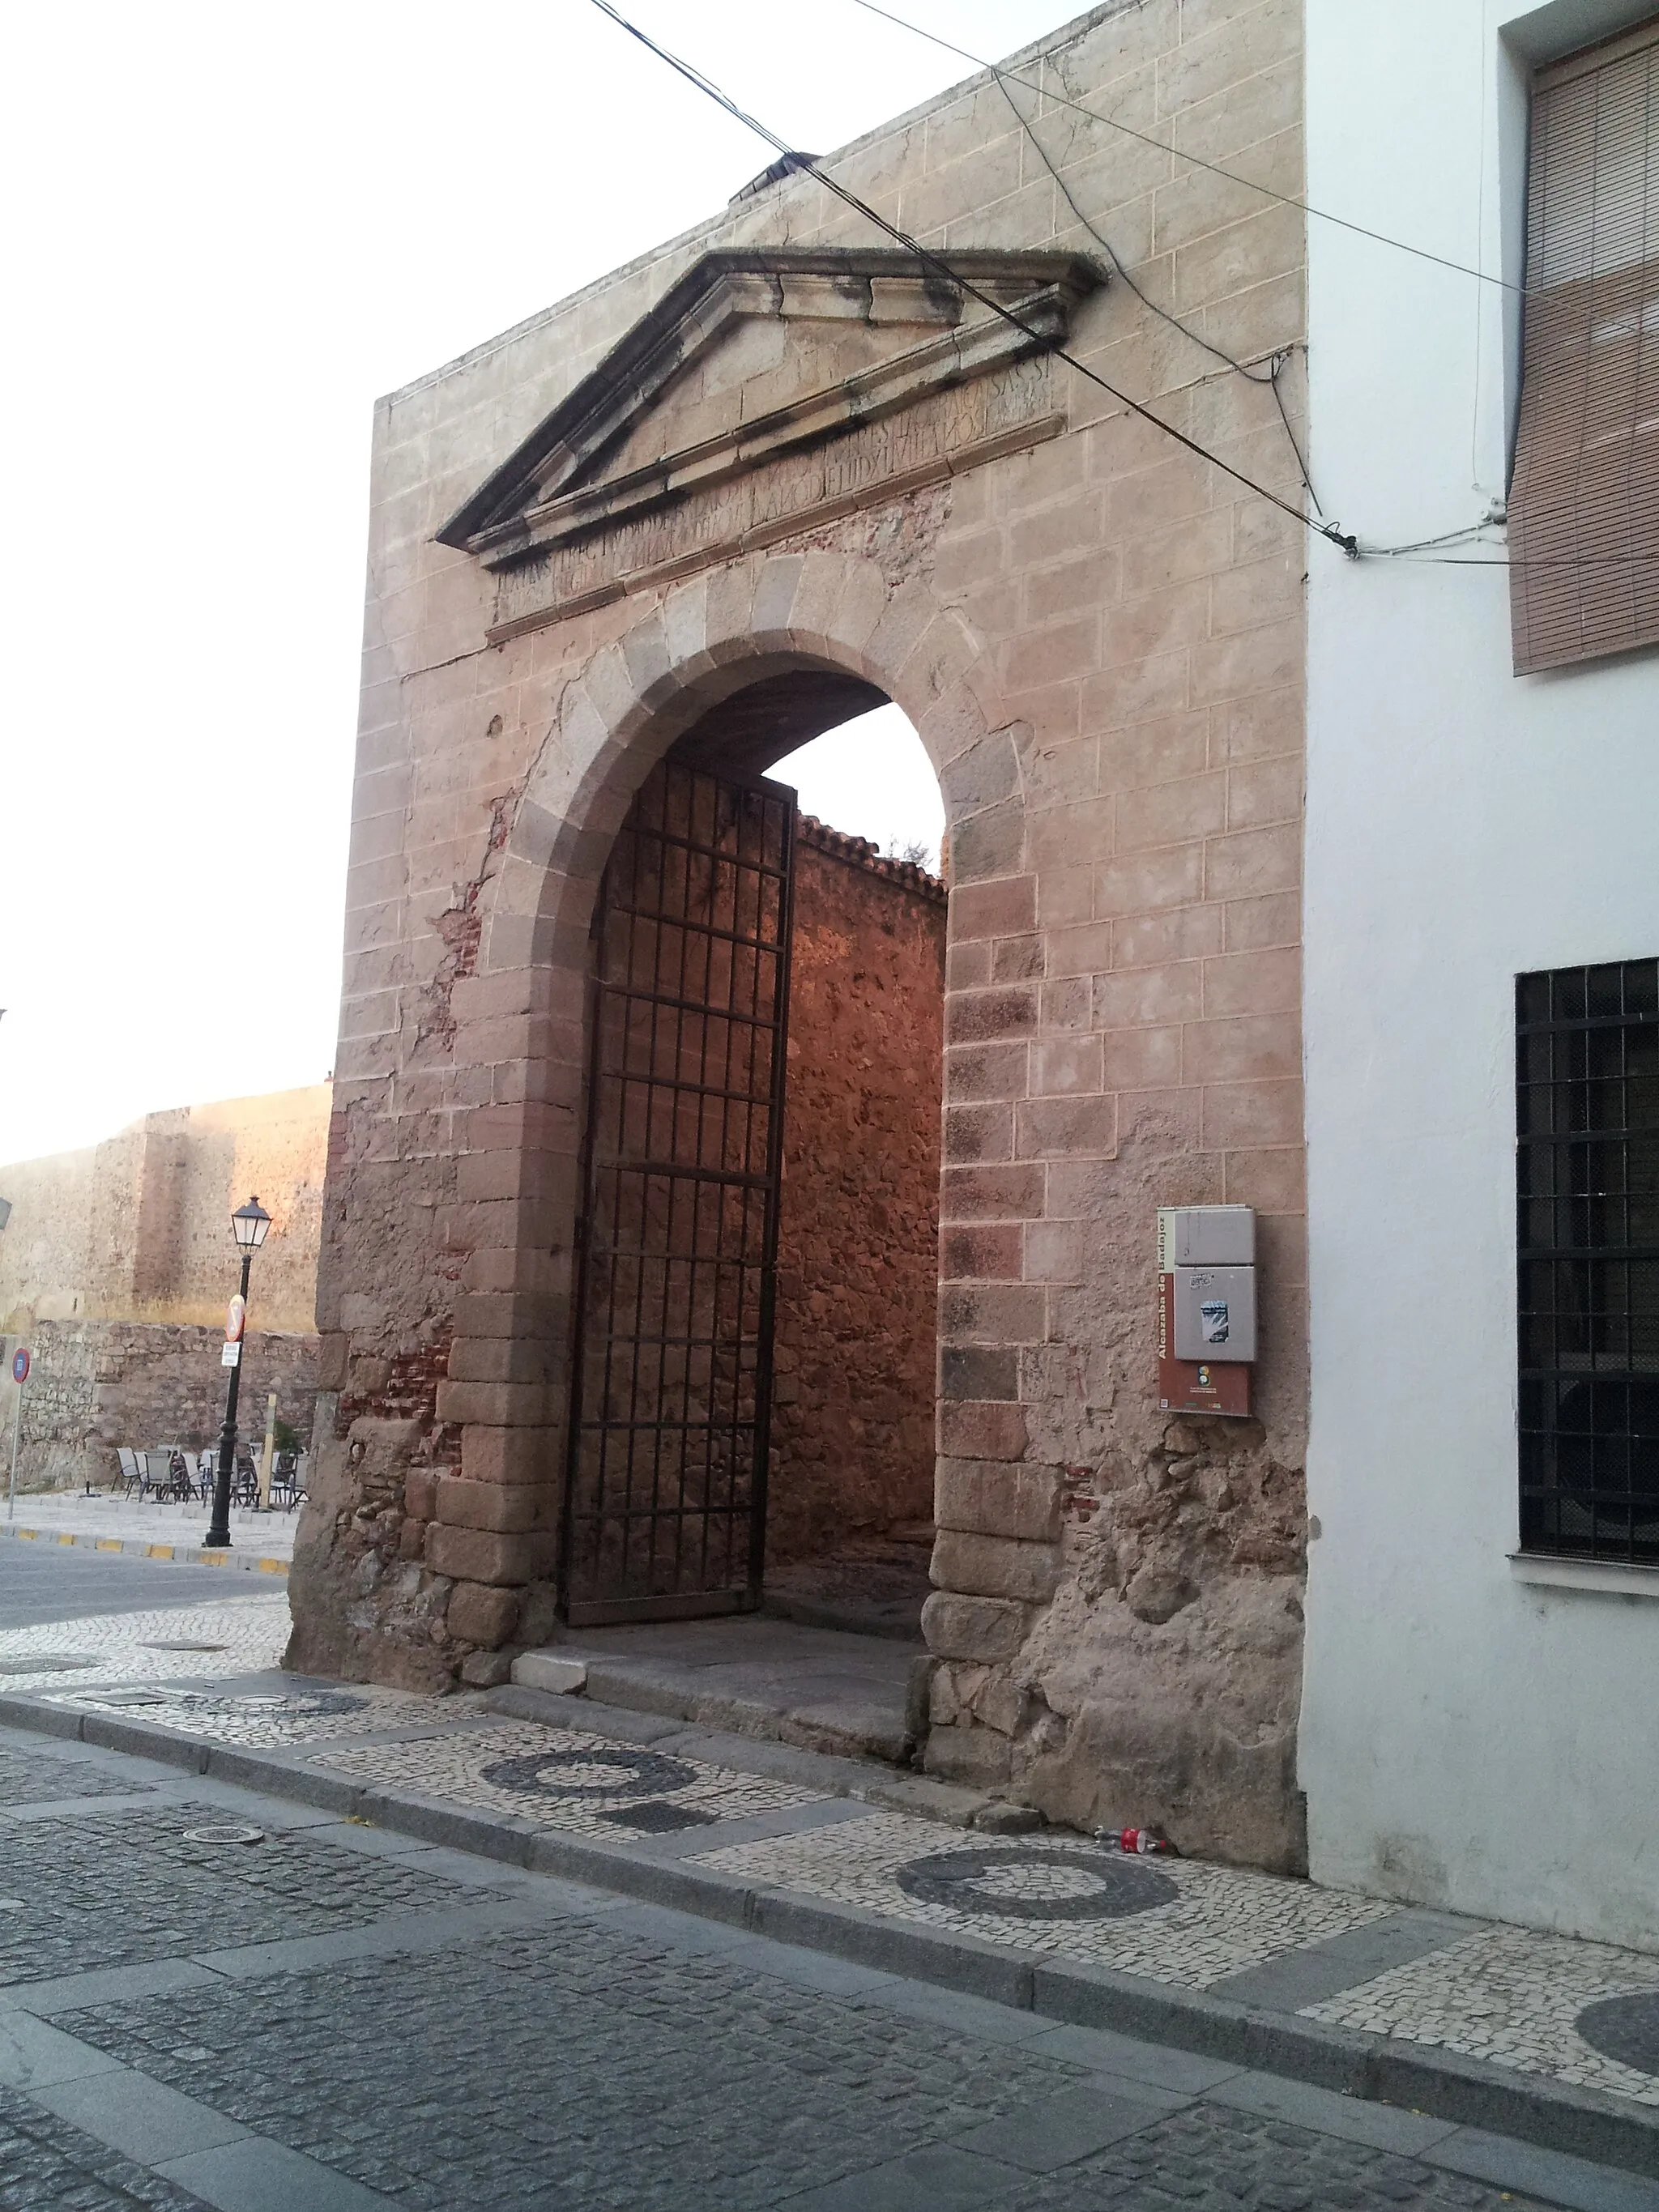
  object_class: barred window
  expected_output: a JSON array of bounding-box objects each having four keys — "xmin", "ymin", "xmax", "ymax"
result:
[
  {"xmin": 1508, "ymin": 19, "xmax": 1659, "ymax": 674},
  {"xmin": 1517, "ymin": 961, "xmax": 1659, "ymax": 1562}
]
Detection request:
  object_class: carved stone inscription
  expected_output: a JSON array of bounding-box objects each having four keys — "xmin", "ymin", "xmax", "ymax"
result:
[{"xmin": 493, "ymin": 353, "xmax": 1055, "ymax": 633}]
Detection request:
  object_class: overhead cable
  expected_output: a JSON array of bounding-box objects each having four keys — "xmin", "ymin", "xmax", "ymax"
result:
[
  {"xmin": 982, "ymin": 59, "xmax": 1321, "ymax": 509},
  {"xmin": 587, "ymin": 0, "xmax": 1358, "ymax": 557},
  {"xmin": 846, "ymin": 0, "xmax": 1525, "ymax": 296}
]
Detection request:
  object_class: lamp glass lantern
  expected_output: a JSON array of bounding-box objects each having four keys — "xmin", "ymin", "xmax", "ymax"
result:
[{"xmin": 232, "ymin": 1197, "xmax": 271, "ymax": 1253}]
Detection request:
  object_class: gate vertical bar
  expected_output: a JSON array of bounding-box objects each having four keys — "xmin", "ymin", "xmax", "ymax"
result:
[{"xmin": 561, "ymin": 756, "xmax": 796, "ymax": 1623}]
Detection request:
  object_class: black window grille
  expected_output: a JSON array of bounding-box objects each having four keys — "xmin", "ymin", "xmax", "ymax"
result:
[{"xmin": 1517, "ymin": 960, "xmax": 1659, "ymax": 1564}]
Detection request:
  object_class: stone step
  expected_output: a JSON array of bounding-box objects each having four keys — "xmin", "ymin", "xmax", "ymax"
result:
[{"xmin": 509, "ymin": 1613, "xmax": 934, "ymax": 1770}]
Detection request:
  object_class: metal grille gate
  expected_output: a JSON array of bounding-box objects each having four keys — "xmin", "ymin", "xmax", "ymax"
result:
[{"xmin": 561, "ymin": 757, "xmax": 795, "ymax": 1623}]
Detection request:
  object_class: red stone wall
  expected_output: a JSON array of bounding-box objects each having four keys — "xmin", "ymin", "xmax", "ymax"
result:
[{"xmin": 766, "ymin": 820, "xmax": 945, "ymax": 1566}]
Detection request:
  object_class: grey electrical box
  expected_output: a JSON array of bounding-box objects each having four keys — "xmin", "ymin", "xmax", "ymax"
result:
[
  {"xmin": 1172, "ymin": 1264, "xmax": 1257, "ymax": 1362},
  {"xmin": 1158, "ymin": 1205, "xmax": 1255, "ymax": 1268}
]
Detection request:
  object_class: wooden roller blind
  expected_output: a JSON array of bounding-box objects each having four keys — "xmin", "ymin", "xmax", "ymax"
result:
[{"xmin": 1509, "ymin": 20, "xmax": 1659, "ymax": 674}]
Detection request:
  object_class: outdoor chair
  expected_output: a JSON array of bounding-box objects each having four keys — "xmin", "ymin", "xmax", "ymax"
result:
[
  {"xmin": 142, "ymin": 1449, "xmax": 177, "ymax": 1501},
  {"xmin": 117, "ymin": 1447, "xmax": 144, "ymax": 1498},
  {"xmin": 271, "ymin": 1449, "xmax": 308, "ymax": 1510}
]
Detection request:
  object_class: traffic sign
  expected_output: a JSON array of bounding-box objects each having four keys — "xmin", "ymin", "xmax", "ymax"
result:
[
  {"xmin": 10, "ymin": 1348, "xmax": 28, "ymax": 1385},
  {"xmin": 225, "ymin": 1296, "xmax": 246, "ymax": 1345}
]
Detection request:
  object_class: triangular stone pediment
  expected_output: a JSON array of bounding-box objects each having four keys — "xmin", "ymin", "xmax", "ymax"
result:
[{"xmin": 438, "ymin": 249, "xmax": 1103, "ymax": 575}]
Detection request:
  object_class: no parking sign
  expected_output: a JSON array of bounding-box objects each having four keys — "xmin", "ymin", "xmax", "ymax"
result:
[{"xmin": 10, "ymin": 1348, "xmax": 27, "ymax": 1386}]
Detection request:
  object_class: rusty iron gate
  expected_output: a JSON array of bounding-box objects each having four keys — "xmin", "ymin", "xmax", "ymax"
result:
[{"xmin": 561, "ymin": 757, "xmax": 796, "ymax": 1623}]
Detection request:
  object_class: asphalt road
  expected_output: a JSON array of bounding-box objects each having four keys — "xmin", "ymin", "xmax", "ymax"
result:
[{"xmin": 0, "ymin": 1541, "xmax": 271, "ymax": 1629}]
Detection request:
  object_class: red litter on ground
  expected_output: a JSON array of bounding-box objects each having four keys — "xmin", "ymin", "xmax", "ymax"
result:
[{"xmin": 1097, "ymin": 1826, "xmax": 1179, "ymax": 1856}]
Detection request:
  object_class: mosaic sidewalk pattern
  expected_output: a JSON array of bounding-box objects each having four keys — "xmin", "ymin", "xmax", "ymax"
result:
[
  {"xmin": 314, "ymin": 1720, "xmax": 830, "ymax": 1838},
  {"xmin": 1306, "ymin": 1922, "xmax": 1659, "ymax": 2108},
  {"xmin": 0, "ymin": 1596, "xmax": 290, "ymax": 1693},
  {"xmin": 41, "ymin": 1678, "xmax": 481, "ymax": 1747},
  {"xmin": 694, "ymin": 1811, "xmax": 1397, "ymax": 1985}
]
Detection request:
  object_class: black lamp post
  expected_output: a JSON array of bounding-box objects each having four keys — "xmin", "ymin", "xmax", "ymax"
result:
[{"xmin": 205, "ymin": 1196, "xmax": 271, "ymax": 1549}]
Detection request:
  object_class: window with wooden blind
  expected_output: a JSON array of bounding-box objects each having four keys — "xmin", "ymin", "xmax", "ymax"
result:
[{"xmin": 1508, "ymin": 20, "xmax": 1659, "ymax": 674}]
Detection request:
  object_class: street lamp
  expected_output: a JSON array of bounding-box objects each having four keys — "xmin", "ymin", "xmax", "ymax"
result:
[{"xmin": 205, "ymin": 1196, "xmax": 272, "ymax": 1549}]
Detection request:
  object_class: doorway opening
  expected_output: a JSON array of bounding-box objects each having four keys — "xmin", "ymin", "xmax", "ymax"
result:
[{"xmin": 560, "ymin": 668, "xmax": 945, "ymax": 1651}]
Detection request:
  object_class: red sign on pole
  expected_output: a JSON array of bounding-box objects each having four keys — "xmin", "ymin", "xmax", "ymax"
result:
[
  {"xmin": 10, "ymin": 1348, "xmax": 28, "ymax": 1386},
  {"xmin": 225, "ymin": 1297, "xmax": 247, "ymax": 1345}
]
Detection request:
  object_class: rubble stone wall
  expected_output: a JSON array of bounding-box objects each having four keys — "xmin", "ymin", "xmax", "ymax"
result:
[
  {"xmin": 295, "ymin": 0, "xmax": 1313, "ymax": 1869},
  {"xmin": 767, "ymin": 822, "xmax": 946, "ymax": 1565},
  {"xmin": 2, "ymin": 1319, "xmax": 320, "ymax": 1493}
]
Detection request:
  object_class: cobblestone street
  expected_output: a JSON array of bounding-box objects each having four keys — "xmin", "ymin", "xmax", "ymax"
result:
[{"xmin": 0, "ymin": 1553, "xmax": 1654, "ymax": 2210}]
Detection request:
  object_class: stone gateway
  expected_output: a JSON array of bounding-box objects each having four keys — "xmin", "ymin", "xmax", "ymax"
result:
[{"xmin": 292, "ymin": 0, "xmax": 1312, "ymax": 1873}]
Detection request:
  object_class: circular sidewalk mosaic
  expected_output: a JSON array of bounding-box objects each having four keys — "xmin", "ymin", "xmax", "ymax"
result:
[
  {"xmin": 1576, "ymin": 1993, "xmax": 1659, "ymax": 2078},
  {"xmin": 894, "ymin": 1844, "xmax": 1178, "ymax": 1923},
  {"xmin": 480, "ymin": 1745, "xmax": 699, "ymax": 1804},
  {"xmin": 214, "ymin": 1690, "xmax": 368, "ymax": 1716}
]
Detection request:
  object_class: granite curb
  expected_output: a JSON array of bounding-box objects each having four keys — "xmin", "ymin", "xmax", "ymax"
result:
[
  {"xmin": 2, "ymin": 1688, "xmax": 1656, "ymax": 2184},
  {"xmin": 0, "ymin": 1522, "xmax": 290, "ymax": 1575}
]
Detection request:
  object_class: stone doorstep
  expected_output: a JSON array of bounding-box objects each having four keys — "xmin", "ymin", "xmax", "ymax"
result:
[
  {"xmin": 509, "ymin": 1626, "xmax": 927, "ymax": 1769},
  {"xmin": 2, "ymin": 1689, "xmax": 1657, "ymax": 2189},
  {"xmin": 483, "ymin": 1681, "xmax": 992, "ymax": 1827}
]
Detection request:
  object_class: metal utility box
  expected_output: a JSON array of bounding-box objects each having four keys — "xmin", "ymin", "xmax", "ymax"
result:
[
  {"xmin": 1172, "ymin": 1264, "xmax": 1257, "ymax": 1362},
  {"xmin": 1156, "ymin": 1205, "xmax": 1257, "ymax": 1417},
  {"xmin": 1156, "ymin": 1205, "xmax": 1255, "ymax": 1268}
]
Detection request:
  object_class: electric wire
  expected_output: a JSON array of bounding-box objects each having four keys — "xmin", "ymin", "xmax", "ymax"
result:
[
  {"xmin": 847, "ymin": 0, "xmax": 1527, "ymax": 296},
  {"xmin": 983, "ymin": 58, "xmax": 1321, "ymax": 508},
  {"xmin": 589, "ymin": 1, "xmax": 1657, "ymax": 579},
  {"xmin": 588, "ymin": 0, "xmax": 1357, "ymax": 556}
]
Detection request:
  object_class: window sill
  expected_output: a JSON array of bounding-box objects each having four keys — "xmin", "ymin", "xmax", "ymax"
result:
[{"xmin": 1508, "ymin": 1554, "xmax": 1659, "ymax": 1600}]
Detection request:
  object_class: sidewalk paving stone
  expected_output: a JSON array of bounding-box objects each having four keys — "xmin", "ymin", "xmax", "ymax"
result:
[
  {"xmin": 314, "ymin": 1719, "xmax": 832, "ymax": 1838},
  {"xmin": 2, "ymin": 1574, "xmax": 1659, "ymax": 2191},
  {"xmin": 1307, "ymin": 1924, "xmax": 1659, "ymax": 2109},
  {"xmin": 695, "ymin": 1806, "xmax": 1398, "ymax": 1983}
]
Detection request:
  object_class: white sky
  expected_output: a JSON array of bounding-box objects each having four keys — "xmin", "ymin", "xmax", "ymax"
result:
[{"xmin": 0, "ymin": 0, "xmax": 1068, "ymax": 1170}]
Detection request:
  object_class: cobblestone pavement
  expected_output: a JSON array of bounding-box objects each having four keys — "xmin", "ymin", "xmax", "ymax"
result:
[
  {"xmin": 0, "ymin": 1709, "xmax": 1637, "ymax": 2211},
  {"xmin": 0, "ymin": 1592, "xmax": 288, "ymax": 1693},
  {"xmin": 44, "ymin": 1679, "xmax": 487, "ymax": 1747},
  {"xmin": 0, "ymin": 2086, "xmax": 207, "ymax": 2210},
  {"xmin": 0, "ymin": 1805, "xmax": 468, "ymax": 1988},
  {"xmin": 2, "ymin": 1558, "xmax": 1658, "ymax": 2182}
]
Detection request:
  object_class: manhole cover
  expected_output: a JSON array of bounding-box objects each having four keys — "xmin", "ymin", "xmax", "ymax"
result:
[
  {"xmin": 141, "ymin": 1641, "xmax": 230, "ymax": 1653},
  {"xmin": 894, "ymin": 1844, "xmax": 1178, "ymax": 1922},
  {"xmin": 182, "ymin": 1825, "xmax": 264, "ymax": 1846},
  {"xmin": 0, "ymin": 1656, "xmax": 100, "ymax": 1675}
]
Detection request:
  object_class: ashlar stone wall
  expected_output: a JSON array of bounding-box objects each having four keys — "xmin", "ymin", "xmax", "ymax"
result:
[{"xmin": 295, "ymin": 0, "xmax": 1311, "ymax": 1871}]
